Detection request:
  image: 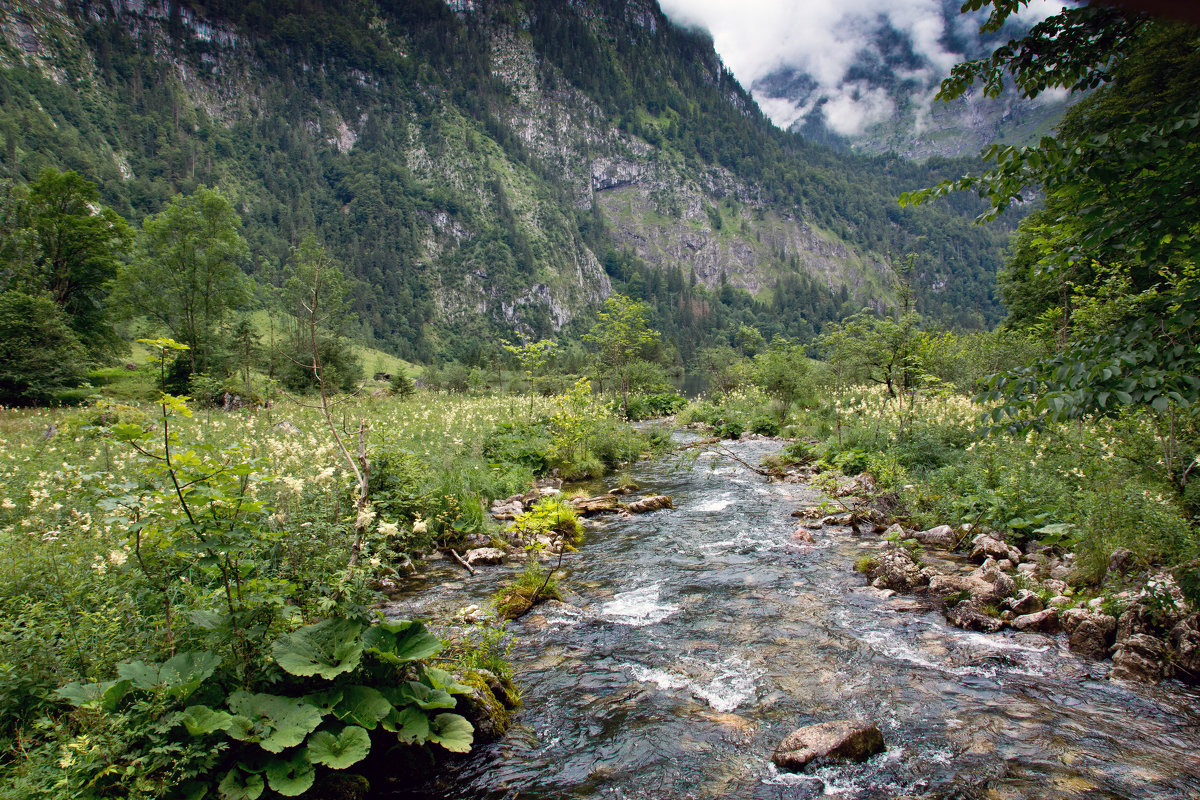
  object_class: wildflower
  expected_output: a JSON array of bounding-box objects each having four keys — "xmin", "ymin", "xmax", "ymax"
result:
[
  {"xmin": 412, "ymin": 517, "xmax": 428, "ymax": 535},
  {"xmin": 378, "ymin": 521, "xmax": 399, "ymax": 536},
  {"xmin": 108, "ymin": 550, "xmax": 127, "ymax": 566},
  {"xmin": 1, "ymin": 498, "xmax": 14, "ymax": 510},
  {"xmin": 356, "ymin": 506, "xmax": 376, "ymax": 529}
]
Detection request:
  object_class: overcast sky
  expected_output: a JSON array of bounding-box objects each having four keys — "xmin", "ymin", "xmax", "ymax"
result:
[{"xmin": 657, "ymin": 0, "xmax": 1066, "ymax": 135}]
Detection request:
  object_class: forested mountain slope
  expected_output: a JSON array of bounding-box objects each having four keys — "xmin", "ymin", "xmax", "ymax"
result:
[{"xmin": 0, "ymin": 0, "xmax": 1014, "ymax": 362}]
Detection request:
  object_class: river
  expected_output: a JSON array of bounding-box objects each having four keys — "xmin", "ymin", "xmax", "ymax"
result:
[{"xmin": 387, "ymin": 436, "xmax": 1200, "ymax": 799}]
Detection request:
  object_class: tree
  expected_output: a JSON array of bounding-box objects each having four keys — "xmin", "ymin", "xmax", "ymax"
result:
[
  {"xmin": 903, "ymin": 1, "xmax": 1200, "ymax": 437},
  {"xmin": 278, "ymin": 235, "xmax": 361, "ymax": 394},
  {"xmin": 583, "ymin": 294, "xmax": 660, "ymax": 418},
  {"xmin": 752, "ymin": 337, "xmax": 812, "ymax": 422},
  {"xmin": 0, "ymin": 171, "xmax": 131, "ymax": 360},
  {"xmin": 117, "ymin": 187, "xmax": 250, "ymax": 376},
  {"xmin": 502, "ymin": 337, "xmax": 556, "ymax": 417},
  {"xmin": 0, "ymin": 290, "xmax": 88, "ymax": 404}
]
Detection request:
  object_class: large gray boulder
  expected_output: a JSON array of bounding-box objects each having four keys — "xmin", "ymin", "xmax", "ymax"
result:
[
  {"xmin": 771, "ymin": 720, "xmax": 885, "ymax": 772},
  {"xmin": 912, "ymin": 524, "xmax": 957, "ymax": 549},
  {"xmin": 1110, "ymin": 633, "xmax": 1167, "ymax": 683},
  {"xmin": 1061, "ymin": 609, "xmax": 1117, "ymax": 660},
  {"xmin": 465, "ymin": 547, "xmax": 507, "ymax": 566},
  {"xmin": 1011, "ymin": 608, "xmax": 1060, "ymax": 633},
  {"xmin": 867, "ymin": 546, "xmax": 930, "ymax": 592}
]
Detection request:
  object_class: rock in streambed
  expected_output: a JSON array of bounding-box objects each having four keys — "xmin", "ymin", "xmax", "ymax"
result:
[{"xmin": 772, "ymin": 719, "xmax": 886, "ymax": 772}]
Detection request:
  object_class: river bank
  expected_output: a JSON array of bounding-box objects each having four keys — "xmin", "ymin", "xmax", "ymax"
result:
[{"xmin": 383, "ymin": 434, "xmax": 1200, "ymax": 799}]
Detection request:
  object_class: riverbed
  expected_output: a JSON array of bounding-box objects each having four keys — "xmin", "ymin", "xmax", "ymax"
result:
[{"xmin": 387, "ymin": 436, "xmax": 1200, "ymax": 799}]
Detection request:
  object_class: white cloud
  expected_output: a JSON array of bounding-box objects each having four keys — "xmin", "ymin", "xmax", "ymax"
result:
[{"xmin": 658, "ymin": 0, "xmax": 1068, "ymax": 133}]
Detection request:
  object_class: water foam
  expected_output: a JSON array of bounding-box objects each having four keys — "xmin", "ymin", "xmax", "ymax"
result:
[
  {"xmin": 624, "ymin": 655, "xmax": 761, "ymax": 712},
  {"xmin": 599, "ymin": 584, "xmax": 678, "ymax": 627}
]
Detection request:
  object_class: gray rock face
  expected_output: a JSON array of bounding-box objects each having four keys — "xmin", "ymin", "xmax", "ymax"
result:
[
  {"xmin": 1005, "ymin": 590, "xmax": 1044, "ymax": 616},
  {"xmin": 1168, "ymin": 614, "xmax": 1200, "ymax": 682},
  {"xmin": 771, "ymin": 720, "xmax": 885, "ymax": 772},
  {"xmin": 625, "ymin": 495, "xmax": 673, "ymax": 513},
  {"xmin": 944, "ymin": 601, "xmax": 1005, "ymax": 633},
  {"xmin": 912, "ymin": 524, "xmax": 957, "ymax": 549},
  {"xmin": 867, "ymin": 546, "xmax": 929, "ymax": 592}
]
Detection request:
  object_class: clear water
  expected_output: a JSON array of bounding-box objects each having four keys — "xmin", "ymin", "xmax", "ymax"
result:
[{"xmin": 386, "ymin": 438, "xmax": 1200, "ymax": 799}]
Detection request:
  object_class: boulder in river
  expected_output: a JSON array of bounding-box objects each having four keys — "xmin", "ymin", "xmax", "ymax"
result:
[
  {"xmin": 771, "ymin": 719, "xmax": 885, "ymax": 772},
  {"xmin": 944, "ymin": 601, "xmax": 1005, "ymax": 633},
  {"xmin": 626, "ymin": 495, "xmax": 673, "ymax": 514},
  {"xmin": 465, "ymin": 547, "xmax": 507, "ymax": 566},
  {"xmin": 1061, "ymin": 609, "xmax": 1117, "ymax": 660},
  {"xmin": 570, "ymin": 494, "xmax": 622, "ymax": 516},
  {"xmin": 1004, "ymin": 590, "xmax": 1044, "ymax": 616},
  {"xmin": 912, "ymin": 524, "xmax": 957, "ymax": 549},
  {"xmin": 607, "ymin": 483, "xmax": 640, "ymax": 496},
  {"xmin": 867, "ymin": 546, "xmax": 930, "ymax": 592},
  {"xmin": 970, "ymin": 533, "xmax": 1022, "ymax": 564},
  {"xmin": 1110, "ymin": 633, "xmax": 1167, "ymax": 683},
  {"xmin": 1011, "ymin": 608, "xmax": 1060, "ymax": 633}
]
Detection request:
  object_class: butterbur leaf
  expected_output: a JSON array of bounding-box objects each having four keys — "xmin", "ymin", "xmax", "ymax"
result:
[
  {"xmin": 226, "ymin": 691, "xmax": 323, "ymax": 753},
  {"xmin": 305, "ymin": 725, "xmax": 371, "ymax": 769},
  {"xmin": 271, "ymin": 618, "xmax": 363, "ymax": 679},
  {"xmin": 362, "ymin": 620, "xmax": 442, "ymax": 664},
  {"xmin": 333, "ymin": 685, "xmax": 393, "ymax": 729},
  {"xmin": 177, "ymin": 704, "xmax": 234, "ymax": 736},
  {"xmin": 428, "ymin": 713, "xmax": 474, "ymax": 753},
  {"xmin": 217, "ymin": 767, "xmax": 264, "ymax": 800},
  {"xmin": 117, "ymin": 651, "xmax": 222, "ymax": 699},
  {"xmin": 56, "ymin": 678, "xmax": 131, "ymax": 711},
  {"xmin": 382, "ymin": 704, "xmax": 431, "ymax": 744},
  {"xmin": 388, "ymin": 681, "xmax": 456, "ymax": 710},
  {"xmin": 264, "ymin": 751, "xmax": 316, "ymax": 797},
  {"xmin": 302, "ymin": 688, "xmax": 343, "ymax": 715},
  {"xmin": 176, "ymin": 780, "xmax": 209, "ymax": 800},
  {"xmin": 421, "ymin": 666, "xmax": 471, "ymax": 695}
]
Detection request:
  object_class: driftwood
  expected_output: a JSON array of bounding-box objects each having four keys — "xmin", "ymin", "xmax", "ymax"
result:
[{"xmin": 449, "ymin": 548, "xmax": 476, "ymax": 575}]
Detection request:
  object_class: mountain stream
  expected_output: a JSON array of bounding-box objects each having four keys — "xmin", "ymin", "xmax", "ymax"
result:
[{"xmin": 386, "ymin": 436, "xmax": 1200, "ymax": 799}]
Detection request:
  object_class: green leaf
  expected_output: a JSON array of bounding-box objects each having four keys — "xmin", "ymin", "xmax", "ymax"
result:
[
  {"xmin": 226, "ymin": 691, "xmax": 324, "ymax": 754},
  {"xmin": 381, "ymin": 704, "xmax": 431, "ymax": 743},
  {"xmin": 421, "ymin": 666, "xmax": 471, "ymax": 695},
  {"xmin": 387, "ymin": 681, "xmax": 456, "ymax": 711},
  {"xmin": 55, "ymin": 678, "xmax": 131, "ymax": 711},
  {"xmin": 217, "ymin": 767, "xmax": 264, "ymax": 800},
  {"xmin": 271, "ymin": 618, "xmax": 363, "ymax": 679},
  {"xmin": 428, "ymin": 713, "xmax": 474, "ymax": 753},
  {"xmin": 362, "ymin": 620, "xmax": 442, "ymax": 664},
  {"xmin": 264, "ymin": 751, "xmax": 316, "ymax": 797},
  {"xmin": 305, "ymin": 725, "xmax": 371, "ymax": 770},
  {"xmin": 333, "ymin": 685, "xmax": 393, "ymax": 730},
  {"xmin": 117, "ymin": 651, "xmax": 222, "ymax": 699},
  {"xmin": 177, "ymin": 704, "xmax": 235, "ymax": 736}
]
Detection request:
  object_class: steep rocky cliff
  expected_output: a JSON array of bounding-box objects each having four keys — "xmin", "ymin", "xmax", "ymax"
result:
[{"xmin": 0, "ymin": 0, "xmax": 1012, "ymax": 359}]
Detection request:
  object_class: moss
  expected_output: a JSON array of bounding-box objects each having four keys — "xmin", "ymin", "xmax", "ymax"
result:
[
  {"xmin": 454, "ymin": 669, "xmax": 516, "ymax": 742},
  {"xmin": 854, "ymin": 556, "xmax": 878, "ymax": 574}
]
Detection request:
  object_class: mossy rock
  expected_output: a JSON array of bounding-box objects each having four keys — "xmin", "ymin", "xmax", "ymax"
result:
[{"xmin": 455, "ymin": 669, "xmax": 519, "ymax": 742}]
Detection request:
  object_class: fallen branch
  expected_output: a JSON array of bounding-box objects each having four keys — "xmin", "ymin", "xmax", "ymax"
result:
[{"xmin": 449, "ymin": 548, "xmax": 476, "ymax": 575}]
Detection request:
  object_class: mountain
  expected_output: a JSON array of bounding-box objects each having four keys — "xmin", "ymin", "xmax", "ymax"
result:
[
  {"xmin": 749, "ymin": 0, "xmax": 1070, "ymax": 160},
  {"xmin": 0, "ymin": 0, "xmax": 1016, "ymax": 364}
]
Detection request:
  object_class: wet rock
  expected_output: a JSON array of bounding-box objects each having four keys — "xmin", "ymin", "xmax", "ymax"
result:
[
  {"xmin": 1012, "ymin": 608, "xmax": 1060, "ymax": 633},
  {"xmin": 867, "ymin": 546, "xmax": 930, "ymax": 591},
  {"xmin": 771, "ymin": 719, "xmax": 885, "ymax": 772},
  {"xmin": 792, "ymin": 527, "xmax": 815, "ymax": 544},
  {"xmin": 970, "ymin": 534, "xmax": 1021, "ymax": 564},
  {"xmin": 465, "ymin": 547, "xmax": 506, "ymax": 566},
  {"xmin": 570, "ymin": 494, "xmax": 622, "ymax": 516},
  {"xmin": 928, "ymin": 571, "xmax": 1010, "ymax": 605},
  {"xmin": 1108, "ymin": 547, "xmax": 1137, "ymax": 577},
  {"xmin": 1016, "ymin": 562, "xmax": 1040, "ymax": 578},
  {"xmin": 978, "ymin": 567, "xmax": 1016, "ymax": 600},
  {"xmin": 1061, "ymin": 609, "xmax": 1117, "ymax": 660},
  {"xmin": 607, "ymin": 483, "xmax": 640, "ymax": 496},
  {"xmin": 944, "ymin": 601, "xmax": 1005, "ymax": 633},
  {"xmin": 1110, "ymin": 634, "xmax": 1167, "ymax": 683},
  {"xmin": 626, "ymin": 495, "xmax": 673, "ymax": 513},
  {"xmin": 1043, "ymin": 579, "xmax": 1068, "ymax": 595},
  {"xmin": 1168, "ymin": 614, "xmax": 1200, "ymax": 682},
  {"xmin": 1005, "ymin": 590, "xmax": 1044, "ymax": 616},
  {"xmin": 913, "ymin": 524, "xmax": 957, "ymax": 549},
  {"xmin": 882, "ymin": 522, "xmax": 906, "ymax": 539}
]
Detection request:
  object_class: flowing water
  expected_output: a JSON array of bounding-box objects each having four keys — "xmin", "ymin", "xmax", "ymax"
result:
[{"xmin": 386, "ymin": 436, "xmax": 1200, "ymax": 799}]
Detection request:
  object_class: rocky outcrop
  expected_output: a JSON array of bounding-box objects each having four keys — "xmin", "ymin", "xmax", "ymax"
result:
[
  {"xmin": 944, "ymin": 601, "xmax": 1005, "ymax": 633},
  {"xmin": 1061, "ymin": 608, "xmax": 1118, "ymax": 660},
  {"xmin": 771, "ymin": 720, "xmax": 885, "ymax": 772},
  {"xmin": 1011, "ymin": 608, "xmax": 1060, "ymax": 633},
  {"xmin": 912, "ymin": 524, "xmax": 957, "ymax": 549},
  {"xmin": 570, "ymin": 495, "xmax": 622, "ymax": 516}
]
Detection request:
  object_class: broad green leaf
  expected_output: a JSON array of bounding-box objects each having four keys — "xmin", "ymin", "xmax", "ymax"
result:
[
  {"xmin": 333, "ymin": 685, "xmax": 392, "ymax": 729},
  {"xmin": 226, "ymin": 691, "xmax": 323, "ymax": 754},
  {"xmin": 264, "ymin": 751, "xmax": 316, "ymax": 797},
  {"xmin": 362, "ymin": 620, "xmax": 442, "ymax": 664},
  {"xmin": 381, "ymin": 704, "xmax": 431, "ymax": 744},
  {"xmin": 428, "ymin": 713, "xmax": 474, "ymax": 753},
  {"xmin": 302, "ymin": 688, "xmax": 343, "ymax": 715},
  {"xmin": 305, "ymin": 725, "xmax": 371, "ymax": 769},
  {"xmin": 177, "ymin": 705, "xmax": 235, "ymax": 736},
  {"xmin": 176, "ymin": 780, "xmax": 209, "ymax": 800},
  {"xmin": 271, "ymin": 618, "xmax": 363, "ymax": 679},
  {"xmin": 117, "ymin": 651, "xmax": 222, "ymax": 699},
  {"xmin": 387, "ymin": 681, "xmax": 456, "ymax": 711},
  {"xmin": 421, "ymin": 666, "xmax": 471, "ymax": 695},
  {"xmin": 217, "ymin": 767, "xmax": 264, "ymax": 800},
  {"xmin": 55, "ymin": 678, "xmax": 131, "ymax": 711}
]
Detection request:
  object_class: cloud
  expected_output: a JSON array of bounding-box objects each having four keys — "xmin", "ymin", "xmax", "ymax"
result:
[{"xmin": 658, "ymin": 0, "xmax": 1067, "ymax": 135}]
